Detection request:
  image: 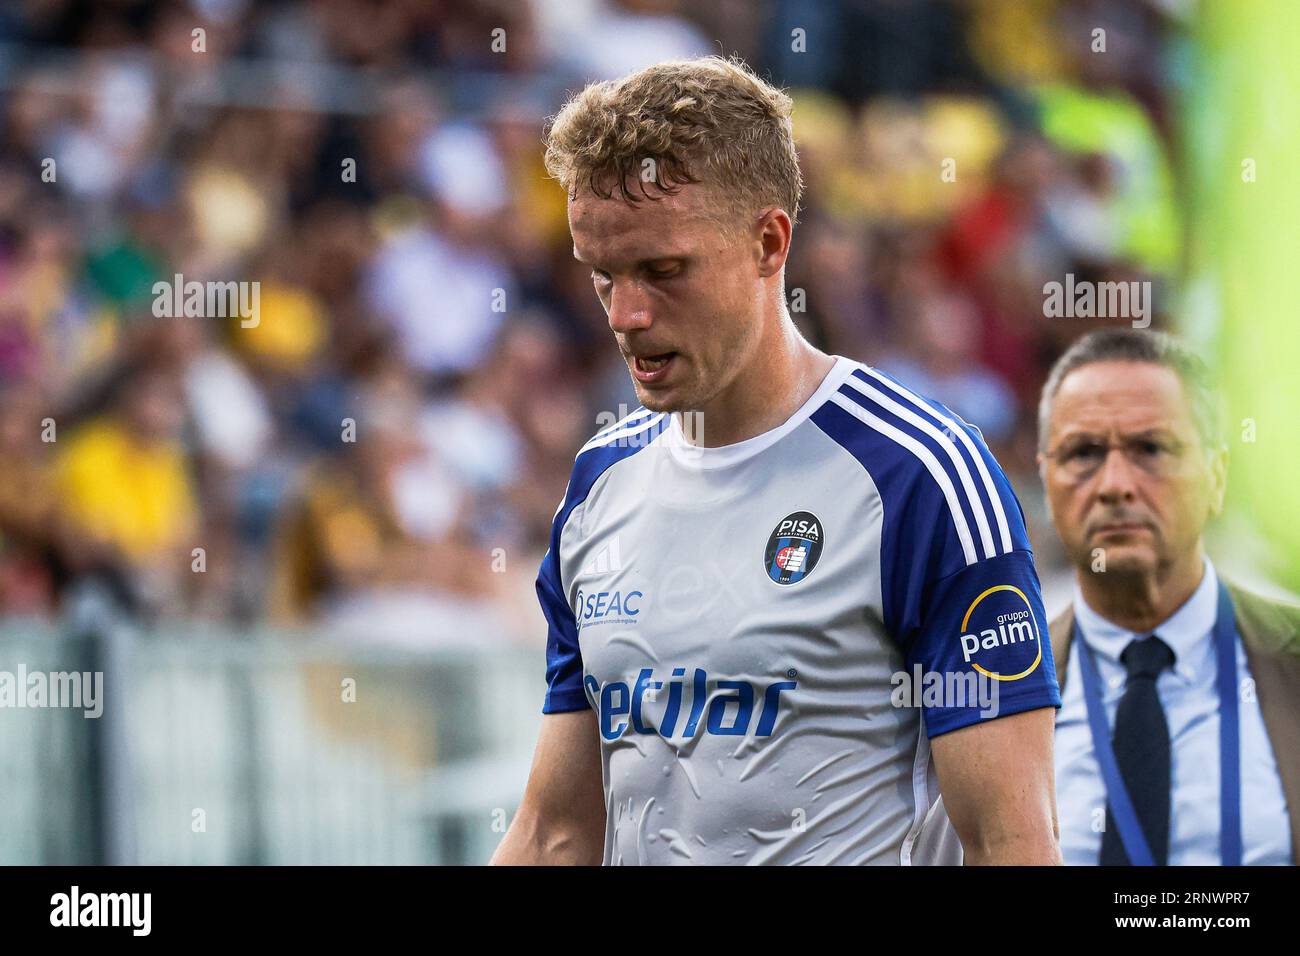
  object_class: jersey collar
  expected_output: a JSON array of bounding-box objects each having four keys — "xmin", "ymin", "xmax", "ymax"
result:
[{"xmin": 665, "ymin": 355, "xmax": 857, "ymax": 469}]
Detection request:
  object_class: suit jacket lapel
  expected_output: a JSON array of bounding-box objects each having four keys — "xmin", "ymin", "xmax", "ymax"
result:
[
  {"xmin": 1048, "ymin": 605, "xmax": 1074, "ymax": 696},
  {"xmin": 1228, "ymin": 584, "xmax": 1300, "ymax": 864}
]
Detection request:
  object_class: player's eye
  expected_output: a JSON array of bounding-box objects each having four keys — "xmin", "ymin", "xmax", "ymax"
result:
[
  {"xmin": 591, "ymin": 268, "xmax": 611, "ymax": 285},
  {"xmin": 644, "ymin": 262, "xmax": 681, "ymax": 280}
]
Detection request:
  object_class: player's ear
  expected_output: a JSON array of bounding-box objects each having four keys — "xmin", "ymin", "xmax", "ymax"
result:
[{"xmin": 755, "ymin": 207, "xmax": 792, "ymax": 279}]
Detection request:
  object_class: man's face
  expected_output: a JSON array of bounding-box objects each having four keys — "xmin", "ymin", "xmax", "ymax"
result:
[
  {"xmin": 568, "ymin": 181, "xmax": 766, "ymax": 413},
  {"xmin": 1041, "ymin": 361, "xmax": 1226, "ymax": 579}
]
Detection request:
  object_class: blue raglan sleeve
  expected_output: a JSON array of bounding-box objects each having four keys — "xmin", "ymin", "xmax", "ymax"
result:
[
  {"xmin": 538, "ymin": 503, "xmax": 589, "ymax": 714},
  {"xmin": 536, "ymin": 413, "xmax": 667, "ymax": 715},
  {"xmin": 883, "ymin": 425, "xmax": 1061, "ymax": 738}
]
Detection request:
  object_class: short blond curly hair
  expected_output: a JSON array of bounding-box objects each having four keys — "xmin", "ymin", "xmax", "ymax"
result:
[{"xmin": 544, "ymin": 56, "xmax": 803, "ymax": 230}]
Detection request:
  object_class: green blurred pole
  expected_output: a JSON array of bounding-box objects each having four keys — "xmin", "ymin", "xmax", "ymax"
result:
[{"xmin": 1186, "ymin": 0, "xmax": 1300, "ymax": 591}]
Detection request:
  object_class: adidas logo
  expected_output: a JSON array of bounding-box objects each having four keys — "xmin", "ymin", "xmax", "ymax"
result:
[{"xmin": 584, "ymin": 536, "xmax": 623, "ymax": 576}]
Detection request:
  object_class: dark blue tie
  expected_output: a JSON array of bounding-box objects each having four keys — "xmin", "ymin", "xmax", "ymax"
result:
[{"xmin": 1100, "ymin": 635, "xmax": 1176, "ymax": 865}]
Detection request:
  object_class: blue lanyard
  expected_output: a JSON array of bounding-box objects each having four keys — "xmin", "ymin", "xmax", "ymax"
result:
[{"xmin": 1073, "ymin": 580, "xmax": 1242, "ymax": 866}]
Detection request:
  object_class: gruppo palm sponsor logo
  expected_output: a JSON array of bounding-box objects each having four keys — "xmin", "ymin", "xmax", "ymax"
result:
[{"xmin": 958, "ymin": 584, "xmax": 1043, "ymax": 680}]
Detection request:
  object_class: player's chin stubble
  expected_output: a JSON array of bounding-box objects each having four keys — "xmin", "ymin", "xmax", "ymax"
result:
[{"xmin": 632, "ymin": 382, "xmax": 689, "ymax": 414}]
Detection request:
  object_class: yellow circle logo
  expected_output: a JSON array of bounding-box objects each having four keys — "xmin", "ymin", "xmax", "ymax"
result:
[{"xmin": 958, "ymin": 585, "xmax": 1043, "ymax": 681}]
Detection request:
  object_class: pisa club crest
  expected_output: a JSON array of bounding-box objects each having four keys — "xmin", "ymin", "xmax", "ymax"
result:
[{"xmin": 765, "ymin": 511, "xmax": 824, "ymax": 585}]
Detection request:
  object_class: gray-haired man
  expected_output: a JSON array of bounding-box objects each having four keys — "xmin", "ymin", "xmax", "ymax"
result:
[{"xmin": 1038, "ymin": 328, "xmax": 1300, "ymax": 865}]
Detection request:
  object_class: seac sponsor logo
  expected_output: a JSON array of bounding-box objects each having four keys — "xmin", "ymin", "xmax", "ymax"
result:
[
  {"xmin": 957, "ymin": 585, "xmax": 1043, "ymax": 680},
  {"xmin": 585, "ymin": 668, "xmax": 796, "ymax": 741},
  {"xmin": 574, "ymin": 588, "xmax": 643, "ymax": 630}
]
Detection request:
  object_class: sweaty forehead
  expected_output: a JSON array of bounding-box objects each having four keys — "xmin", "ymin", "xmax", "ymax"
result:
[
  {"xmin": 568, "ymin": 182, "xmax": 725, "ymax": 261},
  {"xmin": 1050, "ymin": 361, "xmax": 1197, "ymax": 438}
]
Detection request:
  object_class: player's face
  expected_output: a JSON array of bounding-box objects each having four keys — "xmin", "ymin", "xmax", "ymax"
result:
[
  {"xmin": 568, "ymin": 181, "xmax": 765, "ymax": 413},
  {"xmin": 1041, "ymin": 361, "xmax": 1225, "ymax": 580}
]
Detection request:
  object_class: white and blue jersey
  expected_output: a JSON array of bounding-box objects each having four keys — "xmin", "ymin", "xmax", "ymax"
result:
[{"xmin": 537, "ymin": 356, "xmax": 1060, "ymax": 864}]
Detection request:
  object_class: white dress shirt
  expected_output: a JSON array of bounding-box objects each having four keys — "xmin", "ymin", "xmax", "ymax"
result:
[{"xmin": 1055, "ymin": 558, "xmax": 1293, "ymax": 865}]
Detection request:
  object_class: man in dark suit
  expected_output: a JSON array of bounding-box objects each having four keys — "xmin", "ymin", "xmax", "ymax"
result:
[{"xmin": 1039, "ymin": 328, "xmax": 1300, "ymax": 865}]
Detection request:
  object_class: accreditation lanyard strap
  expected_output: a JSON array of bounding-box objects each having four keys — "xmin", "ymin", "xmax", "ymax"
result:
[{"xmin": 1073, "ymin": 581, "xmax": 1241, "ymax": 866}]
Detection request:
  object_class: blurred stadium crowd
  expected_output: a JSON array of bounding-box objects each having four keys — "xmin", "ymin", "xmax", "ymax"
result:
[{"xmin": 0, "ymin": 0, "xmax": 1184, "ymax": 642}]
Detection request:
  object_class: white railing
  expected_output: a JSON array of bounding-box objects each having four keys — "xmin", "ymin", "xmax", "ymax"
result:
[{"xmin": 0, "ymin": 620, "xmax": 542, "ymax": 865}]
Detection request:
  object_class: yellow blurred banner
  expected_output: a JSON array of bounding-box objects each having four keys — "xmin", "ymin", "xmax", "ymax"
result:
[{"xmin": 1188, "ymin": 0, "xmax": 1300, "ymax": 590}]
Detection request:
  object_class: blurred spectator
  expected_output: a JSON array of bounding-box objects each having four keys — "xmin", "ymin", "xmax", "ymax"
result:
[
  {"xmin": 55, "ymin": 361, "xmax": 199, "ymax": 612},
  {"xmin": 0, "ymin": 380, "xmax": 67, "ymax": 615},
  {"xmin": 880, "ymin": 278, "xmax": 1018, "ymax": 445}
]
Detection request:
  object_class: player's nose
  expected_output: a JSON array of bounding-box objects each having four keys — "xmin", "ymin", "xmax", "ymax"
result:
[{"xmin": 607, "ymin": 281, "xmax": 653, "ymax": 334}]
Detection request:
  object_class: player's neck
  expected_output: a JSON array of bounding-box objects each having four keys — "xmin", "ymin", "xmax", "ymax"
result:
[
  {"xmin": 678, "ymin": 323, "xmax": 834, "ymax": 448},
  {"xmin": 1075, "ymin": 549, "xmax": 1206, "ymax": 635}
]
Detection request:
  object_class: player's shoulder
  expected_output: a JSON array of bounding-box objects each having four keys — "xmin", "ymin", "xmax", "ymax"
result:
[
  {"xmin": 555, "ymin": 405, "xmax": 670, "ymax": 516},
  {"xmin": 573, "ymin": 405, "xmax": 670, "ymax": 470},
  {"xmin": 811, "ymin": 358, "xmax": 1026, "ymax": 563},
  {"xmin": 578, "ymin": 405, "xmax": 666, "ymax": 452},
  {"xmin": 812, "ymin": 359, "xmax": 994, "ymax": 481}
]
